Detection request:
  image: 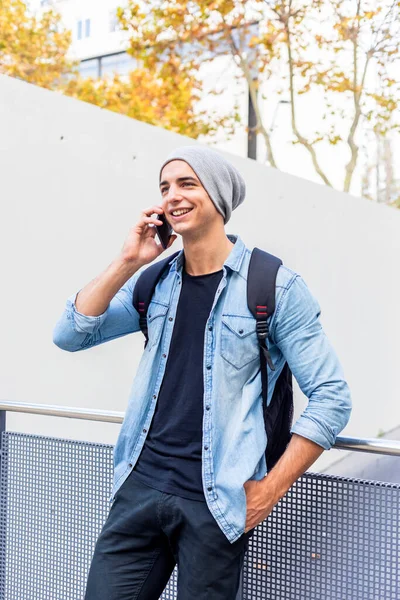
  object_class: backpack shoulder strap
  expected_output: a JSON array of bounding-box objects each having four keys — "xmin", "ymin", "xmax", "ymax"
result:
[
  {"xmin": 247, "ymin": 248, "xmax": 294, "ymax": 471},
  {"xmin": 132, "ymin": 251, "xmax": 180, "ymax": 345},
  {"xmin": 247, "ymin": 247, "xmax": 282, "ymax": 371}
]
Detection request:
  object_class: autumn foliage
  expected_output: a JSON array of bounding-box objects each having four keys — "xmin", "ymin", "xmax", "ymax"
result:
[
  {"xmin": 63, "ymin": 61, "xmax": 235, "ymax": 139},
  {"xmin": 118, "ymin": 0, "xmax": 400, "ymax": 196},
  {"xmin": 0, "ymin": 0, "xmax": 231, "ymax": 139},
  {"xmin": 0, "ymin": 0, "xmax": 75, "ymax": 87}
]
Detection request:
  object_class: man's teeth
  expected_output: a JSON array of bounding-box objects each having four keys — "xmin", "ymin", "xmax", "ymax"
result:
[{"xmin": 172, "ymin": 208, "xmax": 192, "ymax": 216}]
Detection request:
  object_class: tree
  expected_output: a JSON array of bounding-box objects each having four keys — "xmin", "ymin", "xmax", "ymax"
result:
[
  {"xmin": 63, "ymin": 60, "xmax": 237, "ymax": 139},
  {"xmin": 0, "ymin": 0, "xmax": 231, "ymax": 140},
  {"xmin": 0, "ymin": 0, "xmax": 75, "ymax": 88},
  {"xmin": 117, "ymin": 0, "xmax": 400, "ymax": 196}
]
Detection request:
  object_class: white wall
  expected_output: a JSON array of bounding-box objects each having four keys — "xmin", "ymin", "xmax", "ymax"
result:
[{"xmin": 1, "ymin": 74, "xmax": 400, "ymax": 472}]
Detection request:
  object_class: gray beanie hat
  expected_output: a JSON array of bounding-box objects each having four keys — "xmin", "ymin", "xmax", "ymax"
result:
[{"xmin": 159, "ymin": 145, "xmax": 246, "ymax": 224}]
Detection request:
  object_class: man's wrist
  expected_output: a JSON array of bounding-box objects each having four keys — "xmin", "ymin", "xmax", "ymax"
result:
[
  {"xmin": 115, "ymin": 255, "xmax": 144, "ymax": 277},
  {"xmin": 260, "ymin": 470, "xmax": 288, "ymax": 504},
  {"xmin": 260, "ymin": 434, "xmax": 325, "ymax": 504}
]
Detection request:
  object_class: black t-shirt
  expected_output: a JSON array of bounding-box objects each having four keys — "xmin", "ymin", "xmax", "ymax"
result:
[{"xmin": 132, "ymin": 266, "xmax": 223, "ymax": 501}]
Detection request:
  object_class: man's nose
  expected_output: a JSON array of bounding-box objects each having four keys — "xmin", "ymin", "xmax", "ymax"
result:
[
  {"xmin": 166, "ymin": 185, "xmax": 183, "ymax": 202},
  {"xmin": 161, "ymin": 191, "xmax": 180, "ymax": 213}
]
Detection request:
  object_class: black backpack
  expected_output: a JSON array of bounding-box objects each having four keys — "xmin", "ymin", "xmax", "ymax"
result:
[{"xmin": 132, "ymin": 248, "xmax": 293, "ymax": 471}]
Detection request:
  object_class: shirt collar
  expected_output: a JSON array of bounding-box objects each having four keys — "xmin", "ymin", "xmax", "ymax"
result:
[{"xmin": 168, "ymin": 234, "xmax": 246, "ymax": 274}]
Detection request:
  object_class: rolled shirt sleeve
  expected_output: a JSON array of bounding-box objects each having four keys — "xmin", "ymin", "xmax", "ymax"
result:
[
  {"xmin": 272, "ymin": 274, "xmax": 352, "ymax": 450},
  {"xmin": 53, "ymin": 269, "xmax": 143, "ymax": 352}
]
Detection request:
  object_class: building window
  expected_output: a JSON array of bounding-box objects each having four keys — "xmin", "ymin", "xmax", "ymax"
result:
[
  {"xmin": 77, "ymin": 18, "xmax": 91, "ymax": 40},
  {"xmin": 100, "ymin": 52, "xmax": 138, "ymax": 77},
  {"xmin": 109, "ymin": 10, "xmax": 120, "ymax": 32},
  {"xmin": 79, "ymin": 58, "xmax": 100, "ymax": 79}
]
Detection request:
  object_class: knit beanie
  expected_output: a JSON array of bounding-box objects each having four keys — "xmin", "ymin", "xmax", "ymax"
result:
[{"xmin": 159, "ymin": 145, "xmax": 246, "ymax": 224}]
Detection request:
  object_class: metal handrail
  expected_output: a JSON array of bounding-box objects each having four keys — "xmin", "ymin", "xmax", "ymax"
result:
[
  {"xmin": 0, "ymin": 400, "xmax": 123, "ymax": 424},
  {"xmin": 1, "ymin": 400, "xmax": 400, "ymax": 456}
]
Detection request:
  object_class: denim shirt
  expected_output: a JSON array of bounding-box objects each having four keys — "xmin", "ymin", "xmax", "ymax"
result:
[{"xmin": 53, "ymin": 235, "xmax": 351, "ymax": 543}]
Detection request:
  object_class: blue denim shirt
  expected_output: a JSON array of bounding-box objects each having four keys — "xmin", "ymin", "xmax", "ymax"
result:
[{"xmin": 53, "ymin": 235, "xmax": 351, "ymax": 543}]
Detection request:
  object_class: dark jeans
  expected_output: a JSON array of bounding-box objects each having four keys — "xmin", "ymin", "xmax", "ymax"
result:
[{"xmin": 84, "ymin": 470, "xmax": 253, "ymax": 600}]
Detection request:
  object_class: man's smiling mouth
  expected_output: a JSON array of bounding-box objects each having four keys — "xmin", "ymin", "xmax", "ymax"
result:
[{"xmin": 171, "ymin": 208, "xmax": 193, "ymax": 217}]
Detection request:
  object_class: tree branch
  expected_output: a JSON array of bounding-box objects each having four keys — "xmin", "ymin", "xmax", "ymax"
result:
[
  {"xmin": 229, "ymin": 31, "xmax": 278, "ymax": 168},
  {"xmin": 285, "ymin": 5, "xmax": 333, "ymax": 187},
  {"xmin": 343, "ymin": 0, "xmax": 371, "ymax": 193}
]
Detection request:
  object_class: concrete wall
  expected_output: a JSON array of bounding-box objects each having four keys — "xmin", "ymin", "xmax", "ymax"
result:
[{"xmin": 1, "ymin": 74, "xmax": 400, "ymax": 472}]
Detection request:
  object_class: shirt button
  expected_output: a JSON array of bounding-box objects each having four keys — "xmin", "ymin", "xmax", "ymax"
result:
[
  {"xmin": 207, "ymin": 486, "xmax": 212, "ymax": 492},
  {"xmin": 239, "ymin": 329, "xmax": 244, "ymax": 334},
  {"xmin": 153, "ymin": 394, "xmax": 157, "ymax": 399},
  {"xmin": 162, "ymin": 354, "xmax": 166, "ymax": 358},
  {"xmin": 169, "ymin": 317, "xmax": 173, "ymax": 321},
  {"xmin": 208, "ymin": 326, "xmax": 213, "ymax": 331},
  {"xmin": 128, "ymin": 463, "xmax": 133, "ymax": 468},
  {"xmin": 206, "ymin": 405, "xmax": 210, "ymax": 411},
  {"xmin": 143, "ymin": 428, "xmax": 147, "ymax": 433},
  {"xmin": 206, "ymin": 365, "xmax": 211, "ymax": 370},
  {"xmin": 204, "ymin": 446, "xmax": 209, "ymax": 450}
]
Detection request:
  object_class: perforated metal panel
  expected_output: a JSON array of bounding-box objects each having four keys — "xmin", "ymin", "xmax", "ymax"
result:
[
  {"xmin": 0, "ymin": 432, "xmax": 177, "ymax": 600},
  {"xmin": 243, "ymin": 473, "xmax": 400, "ymax": 600},
  {"xmin": 0, "ymin": 433, "xmax": 114, "ymax": 600},
  {"xmin": 0, "ymin": 432, "xmax": 399, "ymax": 599}
]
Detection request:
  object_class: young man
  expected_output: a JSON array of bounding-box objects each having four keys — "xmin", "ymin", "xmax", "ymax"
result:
[{"xmin": 53, "ymin": 145, "xmax": 352, "ymax": 599}]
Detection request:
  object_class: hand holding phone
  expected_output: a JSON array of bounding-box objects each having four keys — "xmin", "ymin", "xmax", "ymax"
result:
[
  {"xmin": 155, "ymin": 211, "xmax": 174, "ymax": 249},
  {"xmin": 120, "ymin": 205, "xmax": 176, "ymax": 269}
]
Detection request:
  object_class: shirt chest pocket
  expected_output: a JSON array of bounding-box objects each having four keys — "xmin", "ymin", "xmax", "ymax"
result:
[
  {"xmin": 221, "ymin": 315, "xmax": 259, "ymax": 369},
  {"xmin": 147, "ymin": 301, "xmax": 169, "ymax": 350}
]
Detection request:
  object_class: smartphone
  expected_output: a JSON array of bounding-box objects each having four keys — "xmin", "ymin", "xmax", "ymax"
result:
[{"xmin": 155, "ymin": 212, "xmax": 173, "ymax": 249}]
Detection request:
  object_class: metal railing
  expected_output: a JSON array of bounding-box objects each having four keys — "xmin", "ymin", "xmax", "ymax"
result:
[
  {"xmin": 1, "ymin": 399, "xmax": 400, "ymax": 456},
  {"xmin": 0, "ymin": 400, "xmax": 399, "ymax": 600}
]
